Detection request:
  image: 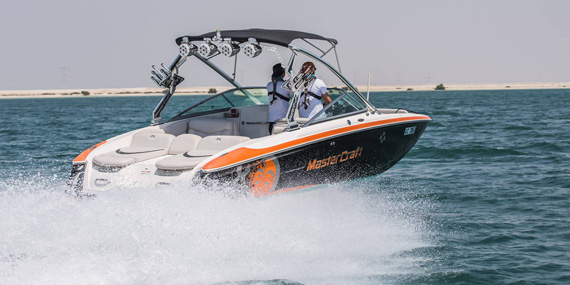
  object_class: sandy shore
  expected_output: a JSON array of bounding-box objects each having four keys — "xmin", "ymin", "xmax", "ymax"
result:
[
  {"xmin": 0, "ymin": 87, "xmax": 224, "ymax": 99},
  {"xmin": 1, "ymin": 82, "xmax": 569, "ymax": 99}
]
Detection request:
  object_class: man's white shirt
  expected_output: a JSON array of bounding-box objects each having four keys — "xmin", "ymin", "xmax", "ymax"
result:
[
  {"xmin": 266, "ymin": 80, "xmax": 291, "ymax": 122},
  {"xmin": 299, "ymin": 78, "xmax": 327, "ymax": 119}
]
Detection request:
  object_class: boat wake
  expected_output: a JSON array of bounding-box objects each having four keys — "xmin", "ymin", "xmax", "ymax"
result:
[{"xmin": 0, "ymin": 177, "xmax": 435, "ymax": 284}]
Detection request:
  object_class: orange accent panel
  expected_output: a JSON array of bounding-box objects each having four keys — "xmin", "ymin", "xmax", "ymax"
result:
[
  {"xmin": 203, "ymin": 115, "xmax": 430, "ymax": 171},
  {"xmin": 249, "ymin": 158, "xmax": 278, "ymax": 197},
  {"xmin": 73, "ymin": 141, "xmax": 107, "ymax": 162}
]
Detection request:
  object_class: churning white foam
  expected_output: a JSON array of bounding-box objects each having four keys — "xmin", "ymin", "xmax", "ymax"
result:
[{"xmin": 0, "ymin": 178, "xmax": 433, "ymax": 284}]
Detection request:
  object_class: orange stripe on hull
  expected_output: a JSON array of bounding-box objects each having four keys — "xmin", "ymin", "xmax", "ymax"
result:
[
  {"xmin": 73, "ymin": 141, "xmax": 107, "ymax": 163},
  {"xmin": 203, "ymin": 115, "xmax": 430, "ymax": 171}
]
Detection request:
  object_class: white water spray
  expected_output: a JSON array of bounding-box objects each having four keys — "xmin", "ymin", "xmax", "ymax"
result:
[{"xmin": 0, "ymin": 178, "xmax": 433, "ymax": 284}]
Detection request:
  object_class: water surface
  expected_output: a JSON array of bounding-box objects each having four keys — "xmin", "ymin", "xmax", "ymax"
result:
[{"xmin": 1, "ymin": 89, "xmax": 569, "ymax": 284}]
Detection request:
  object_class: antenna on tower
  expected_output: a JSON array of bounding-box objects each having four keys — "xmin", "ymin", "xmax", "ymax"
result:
[{"xmin": 59, "ymin": 67, "xmax": 69, "ymax": 89}]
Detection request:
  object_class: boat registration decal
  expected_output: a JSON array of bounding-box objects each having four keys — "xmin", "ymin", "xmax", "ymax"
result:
[
  {"xmin": 404, "ymin": 126, "xmax": 416, "ymax": 136},
  {"xmin": 306, "ymin": 146, "xmax": 363, "ymax": 171}
]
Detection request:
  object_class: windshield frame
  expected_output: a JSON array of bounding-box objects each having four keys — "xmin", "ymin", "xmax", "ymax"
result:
[
  {"xmin": 303, "ymin": 88, "xmax": 369, "ymax": 127},
  {"xmin": 168, "ymin": 86, "xmax": 268, "ymax": 122}
]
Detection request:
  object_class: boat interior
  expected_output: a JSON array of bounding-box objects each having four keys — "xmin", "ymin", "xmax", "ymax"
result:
[
  {"xmin": 88, "ymin": 85, "xmax": 412, "ymax": 174},
  {"xmin": 92, "ymin": 105, "xmax": 267, "ymax": 172}
]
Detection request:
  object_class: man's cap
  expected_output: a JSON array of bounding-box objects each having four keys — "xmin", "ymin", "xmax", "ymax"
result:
[{"xmin": 272, "ymin": 63, "xmax": 285, "ymax": 77}]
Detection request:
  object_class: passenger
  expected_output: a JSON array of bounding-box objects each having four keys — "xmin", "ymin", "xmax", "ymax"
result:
[
  {"xmin": 266, "ymin": 63, "xmax": 291, "ymax": 134},
  {"xmin": 298, "ymin": 61, "xmax": 332, "ymax": 119}
]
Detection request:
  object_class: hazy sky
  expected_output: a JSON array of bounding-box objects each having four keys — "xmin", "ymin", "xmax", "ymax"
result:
[{"xmin": 1, "ymin": 0, "xmax": 569, "ymax": 90}]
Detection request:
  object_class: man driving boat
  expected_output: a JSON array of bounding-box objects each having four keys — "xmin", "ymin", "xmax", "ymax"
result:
[{"xmin": 298, "ymin": 61, "xmax": 332, "ymax": 119}]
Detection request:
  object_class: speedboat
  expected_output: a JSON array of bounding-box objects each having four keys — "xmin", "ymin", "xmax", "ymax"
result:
[{"xmin": 68, "ymin": 29, "xmax": 431, "ymax": 196}]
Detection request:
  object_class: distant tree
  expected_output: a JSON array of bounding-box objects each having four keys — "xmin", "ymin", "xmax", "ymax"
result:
[
  {"xmin": 208, "ymin": 88, "xmax": 217, "ymax": 94},
  {"xmin": 81, "ymin": 90, "xmax": 90, "ymax": 95},
  {"xmin": 435, "ymin": 83, "xmax": 446, "ymax": 90}
]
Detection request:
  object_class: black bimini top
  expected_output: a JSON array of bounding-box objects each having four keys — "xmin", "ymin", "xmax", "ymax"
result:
[{"xmin": 175, "ymin": 29, "xmax": 338, "ymax": 47}]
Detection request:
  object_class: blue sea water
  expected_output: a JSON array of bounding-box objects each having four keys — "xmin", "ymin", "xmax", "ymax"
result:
[{"xmin": 0, "ymin": 89, "xmax": 569, "ymax": 284}]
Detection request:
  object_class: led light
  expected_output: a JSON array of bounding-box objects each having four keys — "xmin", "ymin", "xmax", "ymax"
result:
[
  {"xmin": 179, "ymin": 43, "xmax": 197, "ymax": 57},
  {"xmin": 243, "ymin": 43, "xmax": 262, "ymax": 58},
  {"xmin": 198, "ymin": 43, "xmax": 218, "ymax": 57},
  {"xmin": 220, "ymin": 43, "xmax": 240, "ymax": 57}
]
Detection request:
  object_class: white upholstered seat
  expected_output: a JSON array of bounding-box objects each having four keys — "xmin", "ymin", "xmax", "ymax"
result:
[
  {"xmin": 155, "ymin": 135, "xmax": 250, "ymax": 171},
  {"xmin": 195, "ymin": 135, "xmax": 250, "ymax": 151},
  {"xmin": 187, "ymin": 118, "xmax": 239, "ymax": 136},
  {"xmin": 93, "ymin": 132, "xmax": 175, "ymax": 167},
  {"xmin": 167, "ymin": 134, "xmax": 202, "ymax": 154}
]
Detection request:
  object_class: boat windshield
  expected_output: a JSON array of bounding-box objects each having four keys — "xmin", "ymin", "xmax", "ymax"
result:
[
  {"xmin": 305, "ymin": 88, "xmax": 368, "ymax": 126},
  {"xmin": 170, "ymin": 87, "xmax": 269, "ymax": 121}
]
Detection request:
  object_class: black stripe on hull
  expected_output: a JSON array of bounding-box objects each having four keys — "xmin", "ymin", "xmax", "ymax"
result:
[{"xmin": 199, "ymin": 121, "xmax": 428, "ymax": 195}]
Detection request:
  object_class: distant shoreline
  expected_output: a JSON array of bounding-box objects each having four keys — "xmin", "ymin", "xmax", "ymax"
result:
[
  {"xmin": 0, "ymin": 87, "xmax": 217, "ymax": 99},
  {"xmin": 1, "ymin": 82, "xmax": 569, "ymax": 99}
]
